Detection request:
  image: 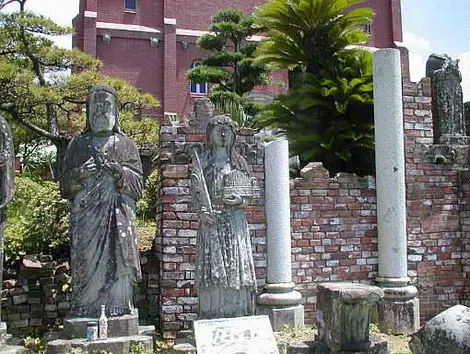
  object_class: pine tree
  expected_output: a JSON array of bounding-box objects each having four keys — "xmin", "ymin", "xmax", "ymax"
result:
[
  {"xmin": 186, "ymin": 8, "xmax": 270, "ymax": 128},
  {"xmin": 0, "ymin": 0, "xmax": 159, "ymax": 177}
]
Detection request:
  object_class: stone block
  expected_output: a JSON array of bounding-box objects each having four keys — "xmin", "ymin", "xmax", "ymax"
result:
[
  {"xmin": 47, "ymin": 335, "xmax": 153, "ymax": 354},
  {"xmin": 409, "ymin": 305, "xmax": 470, "ymax": 354},
  {"xmin": 11, "ymin": 295, "xmax": 27, "ymax": 306},
  {"xmin": 378, "ymin": 288, "xmax": 419, "ymax": 335},
  {"xmin": 64, "ymin": 312, "xmax": 139, "ymax": 339},
  {"xmin": 316, "ymin": 282, "xmax": 384, "ymax": 353},
  {"xmin": 257, "ymin": 305, "xmax": 304, "ymax": 332}
]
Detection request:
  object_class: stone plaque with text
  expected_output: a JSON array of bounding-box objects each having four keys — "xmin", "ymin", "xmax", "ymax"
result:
[{"xmin": 194, "ymin": 315, "xmax": 279, "ymax": 354}]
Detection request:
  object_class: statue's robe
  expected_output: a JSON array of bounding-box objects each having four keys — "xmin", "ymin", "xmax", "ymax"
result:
[{"xmin": 61, "ymin": 132, "xmax": 142, "ymax": 317}]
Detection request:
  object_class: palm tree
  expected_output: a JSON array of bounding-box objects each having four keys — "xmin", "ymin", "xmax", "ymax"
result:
[
  {"xmin": 255, "ymin": 0, "xmax": 374, "ymax": 76},
  {"xmin": 254, "ymin": 0, "xmax": 376, "ymax": 175}
]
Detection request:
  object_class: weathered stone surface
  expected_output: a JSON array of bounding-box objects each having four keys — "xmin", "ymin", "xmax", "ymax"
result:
[
  {"xmin": 310, "ymin": 333, "xmax": 388, "ymax": 354},
  {"xmin": 192, "ymin": 115, "xmax": 258, "ymax": 319},
  {"xmin": 409, "ymin": 305, "xmax": 470, "ymax": 354},
  {"xmin": 377, "ymin": 286, "xmax": 420, "ymax": 335},
  {"xmin": 64, "ymin": 312, "xmax": 139, "ymax": 339},
  {"xmin": 257, "ymin": 138, "xmax": 304, "ymax": 329},
  {"xmin": 316, "ymin": 282, "xmax": 385, "ymax": 353},
  {"xmin": 47, "ymin": 334, "xmax": 153, "ymax": 354},
  {"xmin": 0, "ymin": 116, "xmax": 15, "ymax": 349},
  {"xmin": 426, "ymin": 53, "xmax": 469, "ymax": 145},
  {"xmin": 61, "ymin": 85, "xmax": 143, "ymax": 318},
  {"xmin": 258, "ymin": 304, "xmax": 304, "ymax": 332},
  {"xmin": 194, "ymin": 316, "xmax": 279, "ymax": 354}
]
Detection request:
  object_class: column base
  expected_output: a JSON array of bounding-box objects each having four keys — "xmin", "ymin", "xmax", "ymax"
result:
[
  {"xmin": 257, "ymin": 283, "xmax": 304, "ymax": 331},
  {"xmin": 377, "ymin": 285, "xmax": 420, "ymax": 334},
  {"xmin": 257, "ymin": 304, "xmax": 304, "ymax": 332}
]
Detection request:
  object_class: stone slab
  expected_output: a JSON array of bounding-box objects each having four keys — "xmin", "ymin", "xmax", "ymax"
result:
[
  {"xmin": 47, "ymin": 334, "xmax": 153, "ymax": 354},
  {"xmin": 0, "ymin": 344, "xmax": 25, "ymax": 354},
  {"xmin": 64, "ymin": 312, "xmax": 139, "ymax": 338},
  {"xmin": 257, "ymin": 304, "xmax": 304, "ymax": 332},
  {"xmin": 194, "ymin": 315, "xmax": 279, "ymax": 354}
]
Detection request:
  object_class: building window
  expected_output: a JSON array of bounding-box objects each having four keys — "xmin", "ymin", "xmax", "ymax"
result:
[
  {"xmin": 190, "ymin": 62, "xmax": 208, "ymax": 95},
  {"xmin": 125, "ymin": 0, "xmax": 137, "ymax": 11}
]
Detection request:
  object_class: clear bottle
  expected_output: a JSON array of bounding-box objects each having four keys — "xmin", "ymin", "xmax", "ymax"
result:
[{"xmin": 99, "ymin": 304, "xmax": 108, "ymax": 340}]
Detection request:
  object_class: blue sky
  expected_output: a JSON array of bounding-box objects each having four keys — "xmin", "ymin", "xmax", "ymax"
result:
[
  {"xmin": 401, "ymin": 0, "xmax": 470, "ymax": 87},
  {"xmin": 5, "ymin": 0, "xmax": 470, "ymax": 96}
]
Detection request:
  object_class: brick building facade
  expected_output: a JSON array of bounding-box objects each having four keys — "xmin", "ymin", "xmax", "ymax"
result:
[{"xmin": 73, "ymin": 0, "xmax": 408, "ymax": 119}]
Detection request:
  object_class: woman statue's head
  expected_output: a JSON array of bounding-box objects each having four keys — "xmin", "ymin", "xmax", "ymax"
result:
[
  {"xmin": 86, "ymin": 85, "xmax": 122, "ymax": 135},
  {"xmin": 206, "ymin": 115, "xmax": 237, "ymax": 151},
  {"xmin": 205, "ymin": 114, "xmax": 250, "ymax": 173}
]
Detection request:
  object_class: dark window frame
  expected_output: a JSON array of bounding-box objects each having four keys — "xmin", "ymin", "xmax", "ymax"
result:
[
  {"xmin": 190, "ymin": 61, "xmax": 209, "ymax": 95},
  {"xmin": 125, "ymin": 0, "xmax": 137, "ymax": 11}
]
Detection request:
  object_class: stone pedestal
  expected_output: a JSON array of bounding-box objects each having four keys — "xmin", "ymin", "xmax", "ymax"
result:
[
  {"xmin": 257, "ymin": 138, "xmax": 304, "ymax": 331},
  {"xmin": 373, "ymin": 48, "xmax": 419, "ymax": 335},
  {"xmin": 48, "ymin": 313, "xmax": 154, "ymax": 354},
  {"xmin": 64, "ymin": 313, "xmax": 139, "ymax": 339},
  {"xmin": 315, "ymin": 283, "xmax": 385, "ymax": 353},
  {"xmin": 47, "ymin": 335, "xmax": 153, "ymax": 354},
  {"xmin": 377, "ymin": 286, "xmax": 420, "ymax": 335}
]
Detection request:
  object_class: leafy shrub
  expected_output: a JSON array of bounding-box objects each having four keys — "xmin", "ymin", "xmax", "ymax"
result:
[
  {"xmin": 4, "ymin": 175, "xmax": 70, "ymax": 260},
  {"xmin": 136, "ymin": 169, "xmax": 159, "ymax": 222}
]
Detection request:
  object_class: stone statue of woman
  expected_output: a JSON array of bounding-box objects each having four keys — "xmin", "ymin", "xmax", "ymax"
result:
[
  {"xmin": 61, "ymin": 85, "xmax": 143, "ymax": 317},
  {"xmin": 192, "ymin": 114, "xmax": 258, "ymax": 319}
]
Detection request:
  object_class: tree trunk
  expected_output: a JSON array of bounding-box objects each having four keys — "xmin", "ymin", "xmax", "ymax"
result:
[{"xmin": 54, "ymin": 138, "xmax": 71, "ymax": 183}]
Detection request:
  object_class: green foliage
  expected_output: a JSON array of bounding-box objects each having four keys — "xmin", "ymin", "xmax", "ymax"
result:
[
  {"xmin": 260, "ymin": 50, "xmax": 375, "ymax": 175},
  {"xmin": 255, "ymin": 0, "xmax": 374, "ymax": 75},
  {"xmin": 136, "ymin": 169, "xmax": 159, "ymax": 221},
  {"xmin": 0, "ymin": 2, "xmax": 159, "ymax": 177},
  {"xmin": 4, "ymin": 175, "xmax": 69, "ymax": 260},
  {"xmin": 186, "ymin": 8, "xmax": 270, "ymax": 128},
  {"xmin": 23, "ymin": 336, "xmax": 47, "ymax": 354},
  {"xmin": 254, "ymin": 0, "xmax": 375, "ymax": 175},
  {"xmin": 130, "ymin": 343, "xmax": 154, "ymax": 354}
]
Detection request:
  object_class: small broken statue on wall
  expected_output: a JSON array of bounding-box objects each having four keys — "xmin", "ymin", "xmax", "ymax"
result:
[
  {"xmin": 426, "ymin": 53, "xmax": 469, "ymax": 145},
  {"xmin": 191, "ymin": 114, "xmax": 259, "ymax": 319}
]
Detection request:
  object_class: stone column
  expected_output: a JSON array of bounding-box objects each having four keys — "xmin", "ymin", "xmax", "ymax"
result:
[
  {"xmin": 373, "ymin": 48, "xmax": 419, "ymax": 334},
  {"xmin": 257, "ymin": 138, "xmax": 304, "ymax": 331}
]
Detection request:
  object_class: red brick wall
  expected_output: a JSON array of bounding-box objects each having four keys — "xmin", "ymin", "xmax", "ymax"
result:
[
  {"xmin": 290, "ymin": 165, "xmax": 378, "ymax": 324},
  {"xmin": 155, "ymin": 80, "xmax": 470, "ymax": 337},
  {"xmin": 403, "ymin": 78, "xmax": 470, "ymax": 322}
]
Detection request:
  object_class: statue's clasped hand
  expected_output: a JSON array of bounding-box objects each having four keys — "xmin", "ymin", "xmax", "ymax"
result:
[
  {"xmin": 222, "ymin": 193, "xmax": 243, "ymax": 206},
  {"xmin": 78, "ymin": 157, "xmax": 98, "ymax": 180},
  {"xmin": 103, "ymin": 160, "xmax": 123, "ymax": 180},
  {"xmin": 200, "ymin": 207, "xmax": 218, "ymax": 225}
]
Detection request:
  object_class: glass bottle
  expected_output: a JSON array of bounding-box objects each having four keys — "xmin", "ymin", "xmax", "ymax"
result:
[{"xmin": 99, "ymin": 304, "xmax": 108, "ymax": 340}]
